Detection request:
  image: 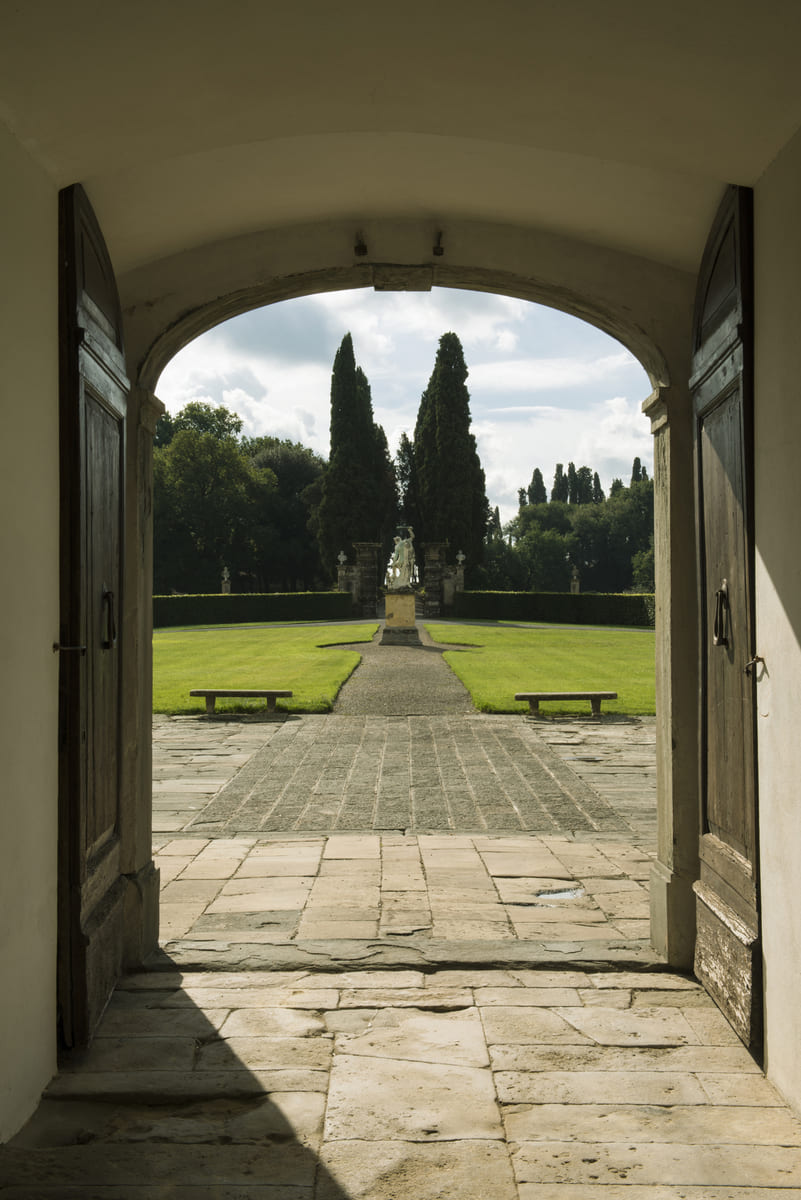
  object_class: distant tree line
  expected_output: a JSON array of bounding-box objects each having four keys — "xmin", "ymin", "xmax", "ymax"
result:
[
  {"xmin": 474, "ymin": 457, "xmax": 654, "ymax": 594},
  {"xmin": 155, "ymin": 334, "xmax": 651, "ymax": 598}
]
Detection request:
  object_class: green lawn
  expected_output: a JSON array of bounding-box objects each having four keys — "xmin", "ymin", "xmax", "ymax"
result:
[
  {"xmin": 152, "ymin": 623, "xmax": 378, "ymax": 714},
  {"xmin": 426, "ymin": 622, "xmax": 655, "ymax": 714}
]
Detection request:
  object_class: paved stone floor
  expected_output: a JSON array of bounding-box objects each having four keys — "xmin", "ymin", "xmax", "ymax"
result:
[
  {"xmin": 4, "ymin": 967, "xmax": 801, "ymax": 1197},
  {"xmin": 151, "ymin": 713, "xmax": 658, "ymax": 968},
  {"xmin": 4, "ymin": 639, "xmax": 801, "ymax": 1196}
]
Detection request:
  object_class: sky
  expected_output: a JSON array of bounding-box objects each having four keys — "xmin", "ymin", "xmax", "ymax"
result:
[{"xmin": 156, "ymin": 287, "xmax": 653, "ymax": 526}]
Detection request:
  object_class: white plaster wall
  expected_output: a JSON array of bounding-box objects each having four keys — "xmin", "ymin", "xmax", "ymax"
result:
[
  {"xmin": 754, "ymin": 124, "xmax": 801, "ymax": 1115},
  {"xmin": 0, "ymin": 124, "xmax": 59, "ymax": 1140}
]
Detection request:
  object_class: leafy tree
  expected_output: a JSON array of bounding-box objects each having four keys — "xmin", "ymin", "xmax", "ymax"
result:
[
  {"xmin": 316, "ymin": 333, "xmax": 398, "ymax": 577},
  {"xmin": 517, "ymin": 487, "xmax": 528, "ymax": 509},
  {"xmin": 487, "ymin": 505, "xmax": 503, "ymax": 540},
  {"xmin": 551, "ymin": 463, "xmax": 569, "ymax": 502},
  {"xmin": 471, "ymin": 533, "xmax": 528, "ymax": 590},
  {"xmin": 154, "ymin": 410, "xmax": 175, "ymax": 447},
  {"xmin": 413, "ymin": 332, "xmax": 489, "ymax": 570},
  {"xmin": 173, "ymin": 400, "xmax": 244, "ymax": 440},
  {"xmin": 241, "ymin": 436, "xmax": 326, "ymax": 591},
  {"xmin": 570, "ymin": 503, "xmax": 621, "ymax": 591},
  {"xmin": 153, "ymin": 422, "xmax": 274, "ymax": 593},
  {"xmin": 527, "ymin": 467, "xmax": 547, "ymax": 505},
  {"xmin": 632, "ymin": 537, "xmax": 655, "ymax": 591},
  {"xmin": 610, "ymin": 477, "xmax": 625, "ymax": 497},
  {"xmin": 517, "ymin": 526, "xmax": 573, "ymax": 591}
]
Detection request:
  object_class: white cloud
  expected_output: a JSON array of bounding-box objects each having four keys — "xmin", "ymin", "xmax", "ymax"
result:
[
  {"xmin": 468, "ymin": 351, "xmax": 637, "ymax": 393},
  {"xmin": 486, "ymin": 405, "xmax": 561, "ymax": 416},
  {"xmin": 494, "ymin": 328, "xmax": 519, "ymax": 352},
  {"xmin": 156, "ymin": 287, "xmax": 653, "ymax": 525},
  {"xmin": 575, "ymin": 395, "xmax": 652, "ymax": 484}
]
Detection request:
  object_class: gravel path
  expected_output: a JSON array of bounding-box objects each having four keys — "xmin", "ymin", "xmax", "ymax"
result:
[{"xmin": 332, "ymin": 623, "xmax": 474, "ymax": 715}]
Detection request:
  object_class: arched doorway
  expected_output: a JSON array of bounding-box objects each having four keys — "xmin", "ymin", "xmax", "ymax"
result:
[{"xmin": 107, "ymin": 219, "xmax": 701, "ymax": 1034}]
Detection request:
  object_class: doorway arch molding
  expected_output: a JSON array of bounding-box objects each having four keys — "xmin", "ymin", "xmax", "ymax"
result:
[
  {"xmin": 119, "ymin": 217, "xmax": 691, "ymax": 395},
  {"xmin": 120, "ymin": 214, "xmax": 700, "ymax": 971}
]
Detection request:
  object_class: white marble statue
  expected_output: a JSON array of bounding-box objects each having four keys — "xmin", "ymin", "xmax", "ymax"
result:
[{"xmin": 387, "ymin": 526, "xmax": 415, "ymax": 589}]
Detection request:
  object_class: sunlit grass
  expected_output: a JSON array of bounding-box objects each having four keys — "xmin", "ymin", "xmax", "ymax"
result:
[
  {"xmin": 153, "ymin": 624, "xmax": 378, "ymax": 714},
  {"xmin": 426, "ymin": 622, "xmax": 655, "ymax": 714}
]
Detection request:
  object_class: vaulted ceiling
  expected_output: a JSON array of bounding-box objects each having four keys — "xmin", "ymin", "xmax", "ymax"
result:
[{"xmin": 3, "ymin": 0, "xmax": 801, "ymax": 279}]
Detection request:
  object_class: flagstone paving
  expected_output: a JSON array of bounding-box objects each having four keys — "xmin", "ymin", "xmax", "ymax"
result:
[
  {"xmin": 4, "ymin": 968, "xmax": 801, "ymax": 1197},
  {"xmin": 152, "ymin": 707, "xmax": 658, "ymax": 968},
  {"xmin": 153, "ymin": 830, "xmax": 657, "ymax": 971}
]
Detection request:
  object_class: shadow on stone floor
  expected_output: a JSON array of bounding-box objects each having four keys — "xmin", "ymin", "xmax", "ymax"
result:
[{"xmin": 0, "ymin": 971, "xmax": 350, "ymax": 1198}]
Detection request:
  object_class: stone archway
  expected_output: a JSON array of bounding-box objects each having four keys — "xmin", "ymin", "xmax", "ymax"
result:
[{"xmin": 120, "ymin": 221, "xmax": 700, "ymax": 972}]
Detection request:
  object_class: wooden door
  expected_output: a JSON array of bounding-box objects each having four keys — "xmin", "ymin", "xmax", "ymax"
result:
[
  {"xmin": 692, "ymin": 186, "xmax": 761, "ymax": 1053},
  {"xmin": 57, "ymin": 185, "xmax": 128, "ymax": 1047}
]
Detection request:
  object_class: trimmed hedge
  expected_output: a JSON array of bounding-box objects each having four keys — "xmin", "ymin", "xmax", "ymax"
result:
[
  {"xmin": 153, "ymin": 591, "xmax": 352, "ymax": 628},
  {"xmin": 453, "ymin": 590, "xmax": 655, "ymax": 627}
]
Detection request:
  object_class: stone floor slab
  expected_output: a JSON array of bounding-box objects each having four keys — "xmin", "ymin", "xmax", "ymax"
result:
[
  {"xmin": 496, "ymin": 1068, "xmax": 708, "ymax": 1105},
  {"xmin": 335, "ymin": 1007, "xmax": 488, "ymax": 1067},
  {"xmin": 324, "ymin": 1054, "xmax": 502, "ymax": 1141},
  {"xmin": 318, "ymin": 1140, "xmax": 518, "ymax": 1200},
  {"xmin": 511, "ymin": 1140, "xmax": 801, "ymax": 1188}
]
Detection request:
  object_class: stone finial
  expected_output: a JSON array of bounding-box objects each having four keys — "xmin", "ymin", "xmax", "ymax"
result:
[{"xmin": 337, "ymin": 550, "xmax": 348, "ymax": 566}]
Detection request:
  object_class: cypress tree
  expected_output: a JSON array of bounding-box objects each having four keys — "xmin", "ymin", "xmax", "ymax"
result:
[
  {"xmin": 567, "ymin": 462, "xmax": 578, "ymax": 504},
  {"xmin": 372, "ymin": 421, "xmax": 400, "ymax": 564},
  {"xmin": 576, "ymin": 466, "xmax": 594, "ymax": 504},
  {"xmin": 518, "ymin": 487, "xmax": 528, "ymax": 509},
  {"xmin": 552, "ymin": 463, "xmax": 569, "ymax": 502},
  {"xmin": 396, "ymin": 432, "xmax": 420, "ymax": 531},
  {"xmin": 413, "ymin": 332, "xmax": 489, "ymax": 568},
  {"xmin": 528, "ymin": 467, "xmax": 547, "ymax": 505},
  {"xmin": 316, "ymin": 333, "xmax": 396, "ymax": 577},
  {"xmin": 631, "ymin": 456, "xmax": 642, "ymax": 484},
  {"xmin": 592, "ymin": 471, "xmax": 605, "ymax": 503}
]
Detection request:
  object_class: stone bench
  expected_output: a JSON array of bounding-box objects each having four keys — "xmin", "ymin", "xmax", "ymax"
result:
[
  {"xmin": 190, "ymin": 688, "xmax": 293, "ymax": 715},
  {"xmin": 515, "ymin": 691, "xmax": 617, "ymax": 716}
]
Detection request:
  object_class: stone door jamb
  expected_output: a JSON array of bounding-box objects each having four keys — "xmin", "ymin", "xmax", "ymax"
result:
[{"xmin": 645, "ymin": 384, "xmax": 700, "ymax": 970}]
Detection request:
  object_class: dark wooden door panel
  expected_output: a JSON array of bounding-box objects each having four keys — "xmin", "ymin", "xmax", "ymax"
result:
[
  {"xmin": 58, "ymin": 185, "xmax": 128, "ymax": 1047},
  {"xmin": 692, "ymin": 186, "xmax": 760, "ymax": 1054},
  {"xmin": 698, "ymin": 379, "xmax": 755, "ymax": 858},
  {"xmin": 86, "ymin": 389, "xmax": 123, "ymax": 852}
]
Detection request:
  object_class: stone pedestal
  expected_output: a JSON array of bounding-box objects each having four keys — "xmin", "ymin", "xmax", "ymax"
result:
[{"xmin": 381, "ymin": 587, "xmax": 421, "ymax": 645}]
